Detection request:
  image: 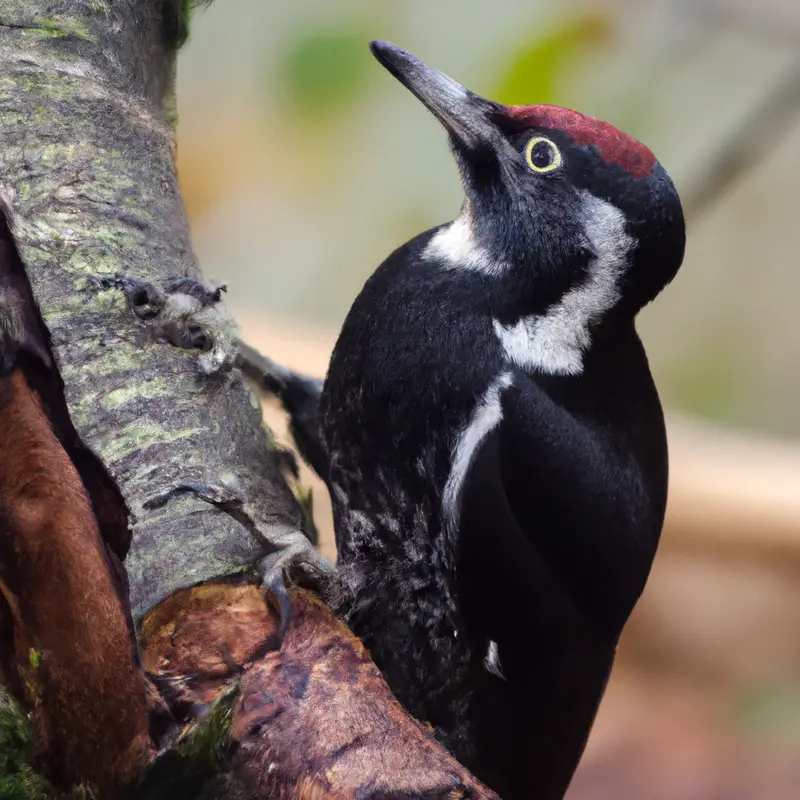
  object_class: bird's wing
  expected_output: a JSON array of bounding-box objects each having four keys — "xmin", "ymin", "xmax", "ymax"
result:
[
  {"xmin": 454, "ymin": 375, "xmax": 617, "ymax": 654},
  {"xmin": 454, "ymin": 377, "xmax": 634, "ymax": 798}
]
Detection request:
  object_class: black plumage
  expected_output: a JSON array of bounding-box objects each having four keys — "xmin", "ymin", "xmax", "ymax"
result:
[{"xmin": 260, "ymin": 42, "xmax": 686, "ymax": 799}]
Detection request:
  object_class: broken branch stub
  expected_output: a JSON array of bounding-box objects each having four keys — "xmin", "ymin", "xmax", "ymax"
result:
[{"xmin": 138, "ymin": 581, "xmax": 499, "ymax": 799}]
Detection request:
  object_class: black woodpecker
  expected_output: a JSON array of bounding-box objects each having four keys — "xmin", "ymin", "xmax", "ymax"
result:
[{"xmin": 246, "ymin": 41, "xmax": 686, "ymax": 800}]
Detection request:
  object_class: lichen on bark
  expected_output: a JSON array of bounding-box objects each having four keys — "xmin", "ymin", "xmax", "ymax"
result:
[{"xmin": 0, "ymin": 0, "xmax": 331, "ymax": 622}]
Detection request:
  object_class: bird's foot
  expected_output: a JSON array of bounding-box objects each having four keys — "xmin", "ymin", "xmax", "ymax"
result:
[
  {"xmin": 263, "ymin": 570, "xmax": 294, "ymax": 643},
  {"xmin": 236, "ymin": 340, "xmax": 329, "ymax": 479},
  {"xmin": 258, "ymin": 544, "xmax": 331, "ymax": 644},
  {"xmin": 235, "ymin": 340, "xmax": 322, "ymax": 401},
  {"xmin": 258, "ymin": 543, "xmax": 330, "ymax": 596},
  {"xmin": 164, "ymin": 277, "xmax": 227, "ymax": 306}
]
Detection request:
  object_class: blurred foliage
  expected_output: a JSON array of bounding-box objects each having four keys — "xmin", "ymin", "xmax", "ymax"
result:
[
  {"xmin": 732, "ymin": 680, "xmax": 800, "ymax": 745},
  {"xmin": 660, "ymin": 341, "xmax": 741, "ymax": 422},
  {"xmin": 0, "ymin": 688, "xmax": 102, "ymax": 799},
  {"xmin": 277, "ymin": 28, "xmax": 371, "ymax": 120},
  {"xmin": 177, "ymin": 2, "xmax": 800, "ymax": 435},
  {"xmin": 491, "ymin": 11, "xmax": 612, "ymax": 106}
]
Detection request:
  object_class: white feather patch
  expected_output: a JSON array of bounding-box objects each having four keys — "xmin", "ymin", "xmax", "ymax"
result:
[
  {"xmin": 494, "ymin": 193, "xmax": 634, "ymax": 376},
  {"xmin": 423, "ymin": 209, "xmax": 506, "ymax": 275},
  {"xmin": 484, "ymin": 640, "xmax": 505, "ymax": 680},
  {"xmin": 442, "ymin": 371, "xmax": 513, "ymax": 532}
]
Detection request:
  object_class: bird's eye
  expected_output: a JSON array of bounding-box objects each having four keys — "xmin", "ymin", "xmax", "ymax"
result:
[{"xmin": 525, "ymin": 136, "xmax": 562, "ymax": 173}]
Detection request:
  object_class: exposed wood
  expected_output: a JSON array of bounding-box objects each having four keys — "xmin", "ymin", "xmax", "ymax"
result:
[
  {"xmin": 138, "ymin": 582, "xmax": 498, "ymax": 798},
  {"xmin": 0, "ymin": 367, "xmax": 158, "ymax": 796}
]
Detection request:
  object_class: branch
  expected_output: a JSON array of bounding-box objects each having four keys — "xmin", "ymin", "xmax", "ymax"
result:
[{"xmin": 135, "ymin": 583, "xmax": 497, "ymax": 798}]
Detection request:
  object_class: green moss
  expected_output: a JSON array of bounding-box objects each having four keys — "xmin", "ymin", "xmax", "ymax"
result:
[
  {"xmin": 19, "ymin": 27, "xmax": 68, "ymax": 40},
  {"xmin": 83, "ymin": 226, "xmax": 145, "ymax": 257},
  {"xmin": 0, "ymin": 688, "xmax": 49, "ymax": 800},
  {"xmin": 40, "ymin": 143, "xmax": 80, "ymax": 167},
  {"xmin": 45, "ymin": 287, "xmax": 128, "ymax": 323},
  {"xmin": 17, "ymin": 16, "xmax": 94, "ymax": 42},
  {"xmin": 13, "ymin": 73, "xmax": 71, "ymax": 101},
  {"xmin": 67, "ymin": 393, "xmax": 98, "ymax": 428},
  {"xmin": 69, "ymin": 356, "xmax": 202, "ymax": 425},
  {"xmin": 166, "ymin": 0, "xmax": 213, "ymax": 50},
  {"xmin": 0, "ymin": 110, "xmax": 27, "ymax": 125},
  {"xmin": 78, "ymin": 287, "xmax": 127, "ymax": 315},
  {"xmin": 175, "ymin": 0, "xmax": 192, "ymax": 49},
  {"xmin": 83, "ymin": 348, "xmax": 146, "ymax": 376},
  {"xmin": 100, "ymin": 377, "xmax": 173, "ymax": 411},
  {"xmin": 129, "ymin": 686, "xmax": 237, "ymax": 799},
  {"xmin": 0, "ymin": 689, "xmax": 101, "ymax": 798},
  {"xmin": 81, "ymin": 177, "xmax": 138, "ymax": 205},
  {"xmin": 101, "ymin": 421, "xmax": 205, "ymax": 463},
  {"xmin": 177, "ymin": 687, "xmax": 235, "ymax": 767}
]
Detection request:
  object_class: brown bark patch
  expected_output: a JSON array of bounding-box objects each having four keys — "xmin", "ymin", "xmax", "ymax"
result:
[
  {"xmin": 0, "ymin": 369, "xmax": 156, "ymax": 796},
  {"xmin": 232, "ymin": 587, "xmax": 499, "ymax": 799},
  {"xmin": 139, "ymin": 578, "xmax": 281, "ymax": 709}
]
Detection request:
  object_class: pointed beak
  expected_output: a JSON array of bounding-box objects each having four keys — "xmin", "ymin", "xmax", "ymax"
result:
[{"xmin": 370, "ymin": 41, "xmax": 500, "ymax": 151}]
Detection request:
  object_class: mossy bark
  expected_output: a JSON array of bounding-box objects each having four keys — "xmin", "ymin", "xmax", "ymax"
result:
[{"xmin": 0, "ymin": 0, "xmax": 328, "ymax": 622}]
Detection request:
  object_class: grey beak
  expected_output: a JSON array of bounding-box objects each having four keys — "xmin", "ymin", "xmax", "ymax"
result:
[{"xmin": 369, "ymin": 41, "xmax": 500, "ymax": 151}]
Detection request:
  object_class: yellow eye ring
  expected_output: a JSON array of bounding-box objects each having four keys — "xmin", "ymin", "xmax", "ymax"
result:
[{"xmin": 525, "ymin": 136, "xmax": 562, "ymax": 173}]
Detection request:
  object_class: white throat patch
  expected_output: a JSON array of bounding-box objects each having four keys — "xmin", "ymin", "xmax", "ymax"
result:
[
  {"xmin": 494, "ymin": 193, "xmax": 634, "ymax": 376},
  {"xmin": 423, "ymin": 207, "xmax": 506, "ymax": 276}
]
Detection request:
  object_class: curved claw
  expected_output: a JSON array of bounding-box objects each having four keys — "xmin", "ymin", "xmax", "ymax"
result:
[
  {"xmin": 265, "ymin": 572, "xmax": 294, "ymax": 642},
  {"xmin": 258, "ymin": 543, "xmax": 331, "ymax": 589},
  {"xmin": 258, "ymin": 544, "xmax": 333, "ymax": 645}
]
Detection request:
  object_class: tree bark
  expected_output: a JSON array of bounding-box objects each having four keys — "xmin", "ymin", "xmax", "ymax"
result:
[
  {"xmin": 0, "ymin": 2, "xmax": 498, "ymax": 798},
  {"xmin": 0, "ymin": 0, "xmax": 329, "ymax": 624}
]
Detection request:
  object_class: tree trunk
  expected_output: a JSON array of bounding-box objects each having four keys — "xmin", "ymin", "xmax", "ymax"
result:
[
  {"xmin": 0, "ymin": 0, "xmax": 327, "ymax": 624},
  {"xmin": 0, "ymin": 2, "xmax": 497, "ymax": 798}
]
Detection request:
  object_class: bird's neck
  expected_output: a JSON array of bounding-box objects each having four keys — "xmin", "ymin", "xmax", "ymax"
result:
[{"xmin": 422, "ymin": 212, "xmax": 636, "ymax": 379}]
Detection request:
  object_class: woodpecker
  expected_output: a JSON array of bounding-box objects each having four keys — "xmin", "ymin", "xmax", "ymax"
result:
[{"xmin": 249, "ymin": 41, "xmax": 685, "ymax": 799}]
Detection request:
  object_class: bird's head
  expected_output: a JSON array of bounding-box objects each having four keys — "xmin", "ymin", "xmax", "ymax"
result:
[{"xmin": 370, "ymin": 41, "xmax": 685, "ymax": 320}]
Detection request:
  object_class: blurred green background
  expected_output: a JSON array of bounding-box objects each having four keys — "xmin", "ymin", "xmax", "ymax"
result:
[
  {"xmin": 174, "ymin": 3, "xmax": 800, "ymax": 798},
  {"xmin": 176, "ymin": 0, "xmax": 800, "ymax": 437}
]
